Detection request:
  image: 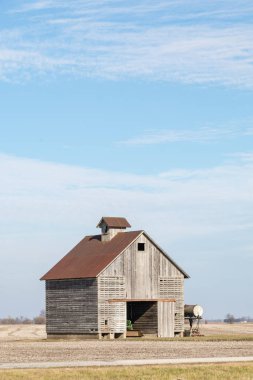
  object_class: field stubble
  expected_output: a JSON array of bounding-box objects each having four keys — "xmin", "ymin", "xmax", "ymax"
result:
[{"xmin": 0, "ymin": 323, "xmax": 252, "ymax": 365}]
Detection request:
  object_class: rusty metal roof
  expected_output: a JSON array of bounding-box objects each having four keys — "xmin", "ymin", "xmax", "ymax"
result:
[
  {"xmin": 97, "ymin": 217, "xmax": 131, "ymax": 228},
  {"xmin": 41, "ymin": 230, "xmax": 142, "ymax": 280}
]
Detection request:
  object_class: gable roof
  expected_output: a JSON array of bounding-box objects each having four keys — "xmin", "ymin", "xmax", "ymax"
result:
[
  {"xmin": 41, "ymin": 230, "xmax": 142, "ymax": 280},
  {"xmin": 41, "ymin": 230, "xmax": 190, "ymax": 281},
  {"xmin": 97, "ymin": 217, "xmax": 131, "ymax": 228}
]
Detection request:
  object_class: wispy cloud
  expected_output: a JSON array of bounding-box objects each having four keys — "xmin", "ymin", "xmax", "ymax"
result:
[
  {"xmin": 120, "ymin": 122, "xmax": 253, "ymax": 145},
  {"xmin": 1, "ymin": 1, "xmax": 253, "ymax": 86},
  {"xmin": 1, "ymin": 151, "xmax": 253, "ymax": 235},
  {"xmin": 225, "ymin": 152, "xmax": 253, "ymax": 162}
]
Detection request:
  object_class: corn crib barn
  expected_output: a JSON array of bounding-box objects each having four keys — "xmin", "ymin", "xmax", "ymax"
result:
[{"xmin": 41, "ymin": 217, "xmax": 190, "ymax": 339}]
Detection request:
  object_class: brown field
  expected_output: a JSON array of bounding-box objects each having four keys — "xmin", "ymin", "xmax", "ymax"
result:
[
  {"xmin": 0, "ymin": 324, "xmax": 46, "ymax": 341},
  {"xmin": 0, "ymin": 323, "xmax": 252, "ymax": 366},
  {"xmin": 200, "ymin": 322, "xmax": 253, "ymax": 336}
]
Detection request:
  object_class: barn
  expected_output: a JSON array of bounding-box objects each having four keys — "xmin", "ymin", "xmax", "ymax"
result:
[{"xmin": 41, "ymin": 217, "xmax": 189, "ymax": 338}]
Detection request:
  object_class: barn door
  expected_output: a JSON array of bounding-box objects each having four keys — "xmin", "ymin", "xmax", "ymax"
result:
[{"xmin": 158, "ymin": 301, "xmax": 174, "ymax": 337}]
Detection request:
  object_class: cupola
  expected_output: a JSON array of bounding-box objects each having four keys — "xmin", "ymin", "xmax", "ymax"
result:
[{"xmin": 97, "ymin": 217, "xmax": 131, "ymax": 242}]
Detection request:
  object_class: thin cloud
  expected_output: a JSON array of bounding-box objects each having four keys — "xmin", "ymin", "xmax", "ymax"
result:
[
  {"xmin": 1, "ymin": 1, "xmax": 253, "ymax": 86},
  {"xmin": 0, "ymin": 151, "xmax": 253, "ymax": 238},
  {"xmin": 120, "ymin": 124, "xmax": 253, "ymax": 145},
  {"xmin": 226, "ymin": 152, "xmax": 253, "ymax": 162}
]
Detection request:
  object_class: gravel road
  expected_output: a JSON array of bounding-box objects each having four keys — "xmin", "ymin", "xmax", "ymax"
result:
[{"xmin": 1, "ymin": 356, "xmax": 253, "ymax": 370}]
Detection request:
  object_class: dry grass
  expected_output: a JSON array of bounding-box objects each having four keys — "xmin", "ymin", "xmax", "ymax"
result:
[
  {"xmin": 0, "ymin": 363, "xmax": 253, "ymax": 380},
  {"xmin": 0, "ymin": 325, "xmax": 46, "ymax": 341},
  {"xmin": 200, "ymin": 323, "xmax": 253, "ymax": 336}
]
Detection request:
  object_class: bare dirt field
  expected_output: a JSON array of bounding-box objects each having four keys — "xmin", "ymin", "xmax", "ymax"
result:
[
  {"xmin": 0, "ymin": 324, "xmax": 46, "ymax": 341},
  {"xmin": 200, "ymin": 322, "xmax": 253, "ymax": 336},
  {"xmin": 1, "ymin": 322, "xmax": 253, "ymax": 342},
  {"xmin": 0, "ymin": 324, "xmax": 253, "ymax": 366}
]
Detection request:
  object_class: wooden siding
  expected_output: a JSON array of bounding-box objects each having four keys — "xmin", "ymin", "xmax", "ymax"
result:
[
  {"xmin": 158, "ymin": 301, "xmax": 175, "ymax": 337},
  {"xmin": 98, "ymin": 276, "xmax": 126, "ymax": 333},
  {"xmin": 159, "ymin": 277, "xmax": 184, "ymax": 332},
  {"xmin": 46, "ymin": 278, "xmax": 98, "ymax": 334},
  {"xmin": 100, "ymin": 234, "xmax": 184, "ymax": 335},
  {"xmin": 101, "ymin": 234, "xmax": 183, "ymax": 298}
]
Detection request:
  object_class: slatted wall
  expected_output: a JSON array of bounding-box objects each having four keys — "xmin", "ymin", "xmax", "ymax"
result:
[
  {"xmin": 46, "ymin": 278, "xmax": 98, "ymax": 334},
  {"xmin": 98, "ymin": 276, "xmax": 126, "ymax": 333},
  {"xmin": 159, "ymin": 277, "xmax": 184, "ymax": 332}
]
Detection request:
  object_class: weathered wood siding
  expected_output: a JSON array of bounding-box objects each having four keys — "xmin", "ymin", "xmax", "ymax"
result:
[
  {"xmin": 46, "ymin": 278, "xmax": 98, "ymax": 334},
  {"xmin": 98, "ymin": 276, "xmax": 126, "ymax": 333},
  {"xmin": 159, "ymin": 277, "xmax": 184, "ymax": 332},
  {"xmin": 100, "ymin": 233, "xmax": 185, "ymax": 334},
  {"xmin": 158, "ymin": 301, "xmax": 175, "ymax": 337}
]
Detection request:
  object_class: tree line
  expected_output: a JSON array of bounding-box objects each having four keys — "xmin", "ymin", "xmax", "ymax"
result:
[
  {"xmin": 224, "ymin": 313, "xmax": 253, "ymax": 324},
  {"xmin": 0, "ymin": 310, "xmax": 45, "ymax": 325}
]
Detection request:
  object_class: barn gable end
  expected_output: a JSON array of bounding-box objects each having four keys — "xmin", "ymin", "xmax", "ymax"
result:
[{"xmin": 98, "ymin": 232, "xmax": 185, "ymax": 334}]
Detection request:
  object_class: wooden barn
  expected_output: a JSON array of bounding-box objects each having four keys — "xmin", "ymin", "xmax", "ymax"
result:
[{"xmin": 41, "ymin": 217, "xmax": 189, "ymax": 339}]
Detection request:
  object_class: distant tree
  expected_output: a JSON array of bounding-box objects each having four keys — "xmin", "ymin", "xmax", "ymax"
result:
[
  {"xmin": 224, "ymin": 313, "xmax": 235, "ymax": 324},
  {"xmin": 16, "ymin": 316, "xmax": 32, "ymax": 324},
  {"xmin": 0, "ymin": 317, "xmax": 16, "ymax": 324},
  {"xmin": 33, "ymin": 316, "xmax": 46, "ymax": 324},
  {"xmin": 33, "ymin": 310, "xmax": 46, "ymax": 324},
  {"xmin": 21, "ymin": 317, "xmax": 33, "ymax": 325},
  {"xmin": 39, "ymin": 309, "xmax": 45, "ymax": 317}
]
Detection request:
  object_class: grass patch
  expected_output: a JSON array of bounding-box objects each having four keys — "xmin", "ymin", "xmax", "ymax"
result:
[{"xmin": 0, "ymin": 363, "xmax": 253, "ymax": 380}]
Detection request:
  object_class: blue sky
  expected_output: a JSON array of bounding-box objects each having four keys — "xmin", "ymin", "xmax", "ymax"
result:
[{"xmin": 0, "ymin": 0, "xmax": 253, "ymax": 319}]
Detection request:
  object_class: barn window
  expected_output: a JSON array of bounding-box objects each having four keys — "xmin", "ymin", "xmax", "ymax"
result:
[{"xmin": 138, "ymin": 243, "xmax": 145, "ymax": 251}]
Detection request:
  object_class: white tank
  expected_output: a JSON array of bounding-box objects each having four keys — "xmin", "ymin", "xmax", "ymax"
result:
[{"xmin": 184, "ymin": 304, "xmax": 203, "ymax": 317}]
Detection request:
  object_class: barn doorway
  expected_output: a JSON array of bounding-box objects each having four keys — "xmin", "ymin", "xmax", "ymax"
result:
[{"xmin": 127, "ymin": 301, "xmax": 158, "ymax": 334}]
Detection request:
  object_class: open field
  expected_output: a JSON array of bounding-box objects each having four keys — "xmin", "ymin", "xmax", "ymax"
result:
[
  {"xmin": 0, "ymin": 324, "xmax": 252, "ymax": 368},
  {"xmin": 200, "ymin": 322, "xmax": 253, "ymax": 336},
  {"xmin": 1, "ymin": 363, "xmax": 253, "ymax": 380},
  {"xmin": 1, "ymin": 322, "xmax": 253, "ymax": 341},
  {"xmin": 0, "ymin": 325, "xmax": 45, "ymax": 341},
  {"xmin": 1, "ymin": 339, "xmax": 252, "ymax": 364}
]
